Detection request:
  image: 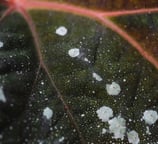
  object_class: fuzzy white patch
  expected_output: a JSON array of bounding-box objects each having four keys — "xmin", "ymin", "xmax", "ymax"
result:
[
  {"xmin": 96, "ymin": 106, "xmax": 113, "ymax": 122},
  {"xmin": 108, "ymin": 116, "xmax": 126, "ymax": 140},
  {"xmin": 106, "ymin": 82, "xmax": 121, "ymax": 96},
  {"xmin": 142, "ymin": 110, "xmax": 158, "ymax": 125},
  {"xmin": 68, "ymin": 48, "xmax": 80, "ymax": 58},
  {"xmin": 92, "ymin": 72, "xmax": 103, "ymax": 81},
  {"xmin": 0, "ymin": 87, "xmax": 6, "ymax": 103},
  {"xmin": 55, "ymin": 26, "xmax": 68, "ymax": 36},
  {"xmin": 127, "ymin": 130, "xmax": 140, "ymax": 144},
  {"xmin": 0, "ymin": 41, "xmax": 4, "ymax": 48},
  {"xmin": 43, "ymin": 107, "xmax": 53, "ymax": 120}
]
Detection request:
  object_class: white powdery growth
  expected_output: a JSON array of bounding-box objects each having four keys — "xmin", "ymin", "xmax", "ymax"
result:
[
  {"xmin": 55, "ymin": 26, "xmax": 68, "ymax": 36},
  {"xmin": 142, "ymin": 110, "xmax": 158, "ymax": 125},
  {"xmin": 92, "ymin": 72, "xmax": 103, "ymax": 81},
  {"xmin": 68, "ymin": 48, "xmax": 80, "ymax": 58},
  {"xmin": 0, "ymin": 86, "xmax": 6, "ymax": 103},
  {"xmin": 127, "ymin": 130, "xmax": 140, "ymax": 144},
  {"xmin": 0, "ymin": 41, "xmax": 4, "ymax": 48},
  {"xmin": 96, "ymin": 106, "xmax": 113, "ymax": 122},
  {"xmin": 106, "ymin": 82, "xmax": 121, "ymax": 96},
  {"xmin": 108, "ymin": 116, "xmax": 126, "ymax": 140},
  {"xmin": 43, "ymin": 107, "xmax": 53, "ymax": 120}
]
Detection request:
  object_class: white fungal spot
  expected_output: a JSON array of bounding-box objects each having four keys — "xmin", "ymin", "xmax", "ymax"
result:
[
  {"xmin": 68, "ymin": 48, "xmax": 80, "ymax": 58},
  {"xmin": 96, "ymin": 106, "xmax": 113, "ymax": 122},
  {"xmin": 127, "ymin": 130, "xmax": 140, "ymax": 144},
  {"xmin": 43, "ymin": 107, "xmax": 53, "ymax": 120},
  {"xmin": 106, "ymin": 82, "xmax": 121, "ymax": 96},
  {"xmin": 55, "ymin": 26, "xmax": 68, "ymax": 36},
  {"xmin": 142, "ymin": 110, "xmax": 158, "ymax": 125},
  {"xmin": 59, "ymin": 136, "xmax": 65, "ymax": 142},
  {"xmin": 108, "ymin": 116, "xmax": 126, "ymax": 140},
  {"xmin": 0, "ymin": 41, "xmax": 4, "ymax": 48},
  {"xmin": 0, "ymin": 86, "xmax": 6, "ymax": 103},
  {"xmin": 92, "ymin": 72, "xmax": 103, "ymax": 81}
]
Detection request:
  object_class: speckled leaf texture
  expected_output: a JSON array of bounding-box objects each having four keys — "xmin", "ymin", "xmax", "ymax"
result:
[{"xmin": 0, "ymin": 0, "xmax": 158, "ymax": 144}]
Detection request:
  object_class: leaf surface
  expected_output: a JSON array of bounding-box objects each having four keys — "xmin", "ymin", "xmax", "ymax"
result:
[{"xmin": 0, "ymin": 0, "xmax": 158, "ymax": 143}]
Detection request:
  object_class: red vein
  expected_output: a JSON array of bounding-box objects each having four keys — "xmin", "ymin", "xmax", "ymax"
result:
[
  {"xmin": 0, "ymin": 7, "xmax": 14, "ymax": 22},
  {"xmin": 25, "ymin": 1, "xmax": 158, "ymax": 17},
  {"xmin": 23, "ymin": 0, "xmax": 158, "ymax": 69},
  {"xmin": 102, "ymin": 8, "xmax": 158, "ymax": 17},
  {"xmin": 96, "ymin": 16, "xmax": 158, "ymax": 69},
  {"xmin": 17, "ymin": 7, "xmax": 86, "ymax": 144}
]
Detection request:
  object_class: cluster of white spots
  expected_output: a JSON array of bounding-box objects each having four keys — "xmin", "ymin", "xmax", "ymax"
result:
[
  {"xmin": 0, "ymin": 86, "xmax": 6, "ymax": 103},
  {"xmin": 96, "ymin": 106, "xmax": 113, "ymax": 122},
  {"xmin": 55, "ymin": 26, "xmax": 68, "ymax": 36},
  {"xmin": 68, "ymin": 48, "xmax": 80, "ymax": 58},
  {"xmin": 59, "ymin": 136, "xmax": 65, "ymax": 143},
  {"xmin": 108, "ymin": 116, "xmax": 126, "ymax": 140},
  {"xmin": 127, "ymin": 130, "xmax": 140, "ymax": 144},
  {"xmin": 43, "ymin": 107, "xmax": 53, "ymax": 120},
  {"xmin": 92, "ymin": 72, "xmax": 103, "ymax": 82},
  {"xmin": 106, "ymin": 82, "xmax": 121, "ymax": 96},
  {"xmin": 0, "ymin": 41, "xmax": 4, "ymax": 48},
  {"xmin": 142, "ymin": 110, "xmax": 158, "ymax": 125}
]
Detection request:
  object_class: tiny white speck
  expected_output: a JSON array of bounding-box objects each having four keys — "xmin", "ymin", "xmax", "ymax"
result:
[
  {"xmin": 81, "ymin": 114, "xmax": 85, "ymax": 117},
  {"xmin": 59, "ymin": 136, "xmax": 65, "ymax": 142},
  {"xmin": 41, "ymin": 81, "xmax": 44, "ymax": 85},
  {"xmin": 96, "ymin": 106, "xmax": 113, "ymax": 122},
  {"xmin": 106, "ymin": 82, "xmax": 121, "ymax": 96},
  {"xmin": 68, "ymin": 48, "xmax": 80, "ymax": 58},
  {"xmin": 146, "ymin": 126, "xmax": 151, "ymax": 135},
  {"xmin": 55, "ymin": 26, "xmax": 68, "ymax": 36},
  {"xmin": 0, "ymin": 86, "xmax": 6, "ymax": 103},
  {"xmin": 0, "ymin": 41, "xmax": 4, "ymax": 48},
  {"xmin": 127, "ymin": 130, "xmax": 140, "ymax": 144},
  {"xmin": 142, "ymin": 110, "xmax": 158, "ymax": 125},
  {"xmin": 43, "ymin": 107, "xmax": 53, "ymax": 120},
  {"xmin": 84, "ymin": 57, "xmax": 91, "ymax": 63},
  {"xmin": 102, "ymin": 128, "xmax": 107, "ymax": 134},
  {"xmin": 92, "ymin": 72, "xmax": 103, "ymax": 81}
]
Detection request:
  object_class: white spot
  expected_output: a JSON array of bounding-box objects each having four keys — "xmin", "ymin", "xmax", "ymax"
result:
[
  {"xmin": 81, "ymin": 114, "xmax": 85, "ymax": 117},
  {"xmin": 96, "ymin": 106, "xmax": 113, "ymax": 122},
  {"xmin": 108, "ymin": 116, "xmax": 126, "ymax": 140},
  {"xmin": 142, "ymin": 110, "xmax": 158, "ymax": 125},
  {"xmin": 0, "ymin": 41, "xmax": 4, "ymax": 48},
  {"xmin": 55, "ymin": 26, "xmax": 68, "ymax": 36},
  {"xmin": 92, "ymin": 72, "xmax": 103, "ymax": 81},
  {"xmin": 127, "ymin": 130, "xmax": 140, "ymax": 144},
  {"xmin": 68, "ymin": 48, "xmax": 80, "ymax": 58},
  {"xmin": 84, "ymin": 57, "xmax": 91, "ymax": 63},
  {"xmin": 146, "ymin": 126, "xmax": 151, "ymax": 135},
  {"xmin": 43, "ymin": 107, "xmax": 53, "ymax": 120},
  {"xmin": 59, "ymin": 136, "xmax": 65, "ymax": 142},
  {"xmin": 106, "ymin": 82, "xmax": 121, "ymax": 96},
  {"xmin": 0, "ymin": 86, "xmax": 6, "ymax": 103},
  {"xmin": 101, "ymin": 128, "xmax": 107, "ymax": 134}
]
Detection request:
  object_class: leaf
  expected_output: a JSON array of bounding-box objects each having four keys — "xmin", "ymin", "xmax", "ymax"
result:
[{"xmin": 0, "ymin": 0, "xmax": 158, "ymax": 143}]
